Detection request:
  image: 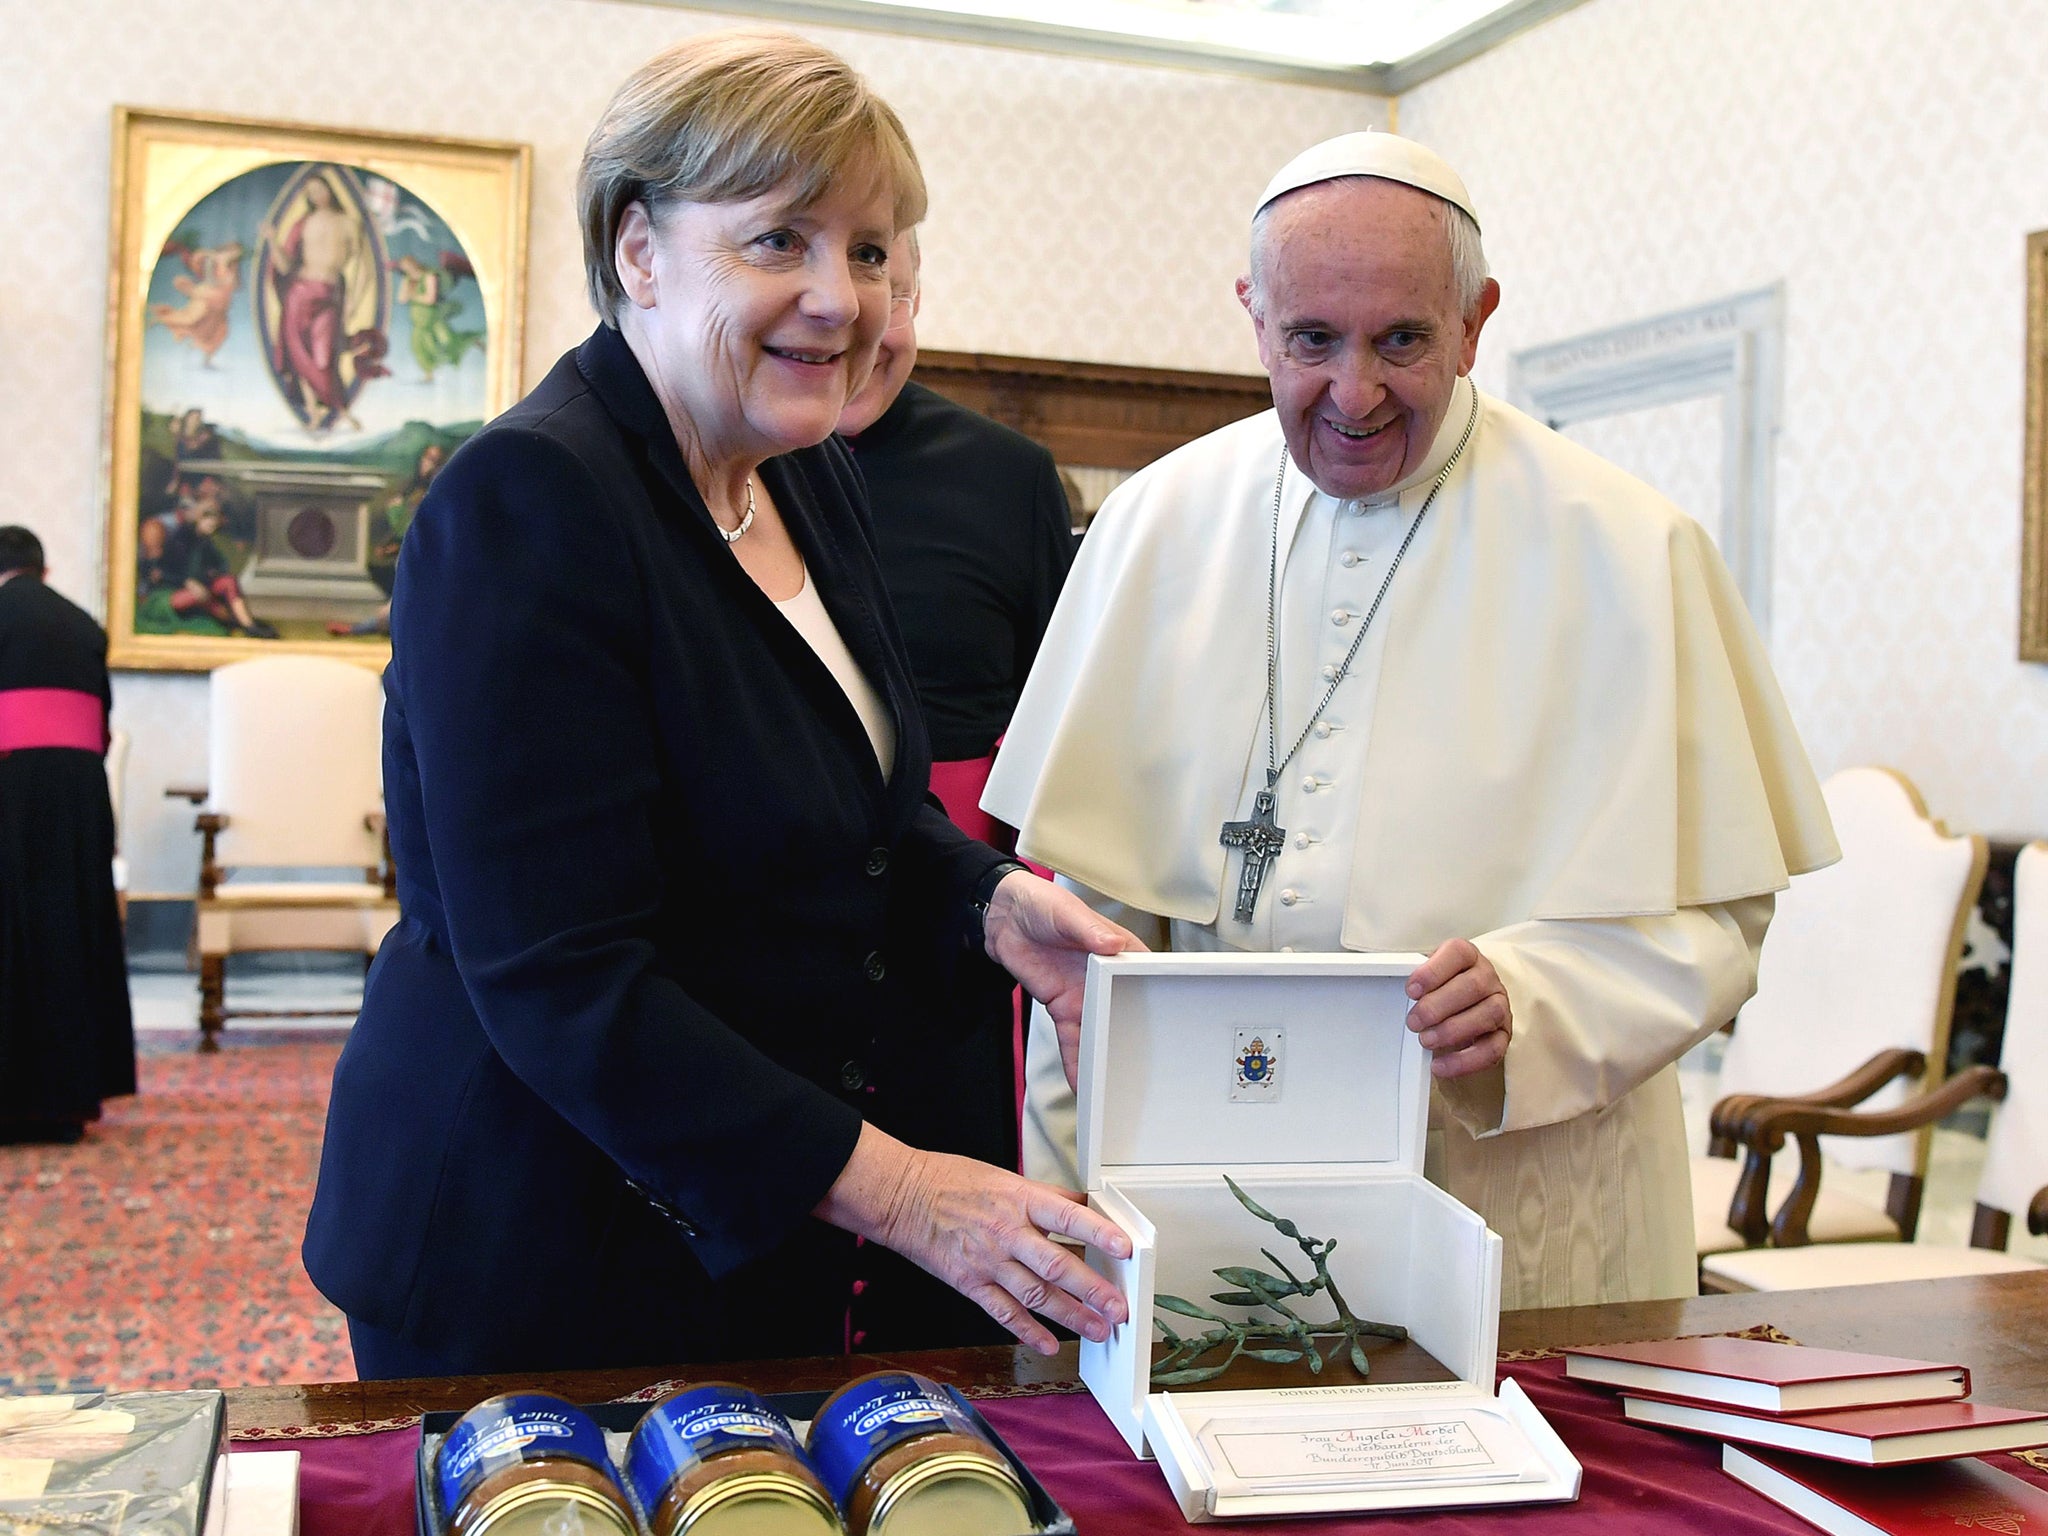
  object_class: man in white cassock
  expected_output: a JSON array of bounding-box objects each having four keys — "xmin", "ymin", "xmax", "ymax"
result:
[{"xmin": 982, "ymin": 132, "xmax": 1840, "ymax": 1309}]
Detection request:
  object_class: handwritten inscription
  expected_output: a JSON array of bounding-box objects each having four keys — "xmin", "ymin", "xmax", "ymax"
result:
[{"xmin": 1216, "ymin": 1418, "xmax": 1494, "ymax": 1481}]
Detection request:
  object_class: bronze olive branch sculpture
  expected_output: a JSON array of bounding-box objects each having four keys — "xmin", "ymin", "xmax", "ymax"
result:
[{"xmin": 1151, "ymin": 1175, "xmax": 1408, "ymax": 1386}]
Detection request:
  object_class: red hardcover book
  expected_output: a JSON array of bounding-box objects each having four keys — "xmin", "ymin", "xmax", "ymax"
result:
[
  {"xmin": 1625, "ymin": 1395, "xmax": 2048, "ymax": 1465},
  {"xmin": 1723, "ymin": 1443, "xmax": 2048, "ymax": 1535},
  {"xmin": 1562, "ymin": 1338, "xmax": 1968, "ymax": 1413}
]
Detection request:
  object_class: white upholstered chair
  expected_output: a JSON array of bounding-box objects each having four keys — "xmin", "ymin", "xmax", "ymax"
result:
[
  {"xmin": 1693, "ymin": 767, "xmax": 1987, "ymax": 1257},
  {"xmin": 190, "ymin": 656, "xmax": 396, "ymax": 1051},
  {"xmin": 1701, "ymin": 842, "xmax": 2047, "ymax": 1291}
]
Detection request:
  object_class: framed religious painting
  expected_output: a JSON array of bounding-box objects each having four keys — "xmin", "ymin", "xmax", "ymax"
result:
[
  {"xmin": 2025, "ymin": 230, "xmax": 2048, "ymax": 662},
  {"xmin": 101, "ymin": 108, "xmax": 530, "ymax": 670}
]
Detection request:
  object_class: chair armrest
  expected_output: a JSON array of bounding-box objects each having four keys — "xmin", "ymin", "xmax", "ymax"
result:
[
  {"xmin": 1742, "ymin": 1064, "xmax": 2007, "ymax": 1146},
  {"xmin": 1706, "ymin": 1047, "xmax": 1926, "ymax": 1155},
  {"xmin": 194, "ymin": 812, "xmax": 229, "ymax": 899},
  {"xmin": 2030, "ymin": 1185, "xmax": 2048, "ymax": 1239},
  {"xmin": 1725, "ymin": 1066, "xmax": 2008, "ymax": 1248},
  {"xmin": 164, "ymin": 783, "xmax": 209, "ymax": 804}
]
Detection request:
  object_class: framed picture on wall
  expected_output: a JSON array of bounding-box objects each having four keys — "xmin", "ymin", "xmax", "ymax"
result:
[
  {"xmin": 101, "ymin": 108, "xmax": 530, "ymax": 671},
  {"xmin": 2024, "ymin": 229, "xmax": 2048, "ymax": 662}
]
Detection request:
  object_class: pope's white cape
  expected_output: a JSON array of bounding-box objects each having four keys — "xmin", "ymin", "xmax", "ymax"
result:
[{"xmin": 983, "ymin": 383, "xmax": 1838, "ymax": 948}]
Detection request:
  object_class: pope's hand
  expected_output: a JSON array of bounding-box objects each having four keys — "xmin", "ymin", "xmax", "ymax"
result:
[
  {"xmin": 981, "ymin": 869, "xmax": 1149, "ymax": 1088},
  {"xmin": 1405, "ymin": 939, "xmax": 1512, "ymax": 1077},
  {"xmin": 815, "ymin": 1122, "xmax": 1133, "ymax": 1354}
]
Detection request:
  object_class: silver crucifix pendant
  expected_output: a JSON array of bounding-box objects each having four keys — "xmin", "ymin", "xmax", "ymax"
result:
[{"xmin": 1220, "ymin": 773, "xmax": 1288, "ymax": 923}]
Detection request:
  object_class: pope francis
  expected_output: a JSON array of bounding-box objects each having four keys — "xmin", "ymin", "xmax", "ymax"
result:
[{"xmin": 982, "ymin": 132, "xmax": 1841, "ymax": 1309}]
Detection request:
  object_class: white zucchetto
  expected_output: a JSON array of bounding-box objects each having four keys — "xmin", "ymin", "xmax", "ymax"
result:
[{"xmin": 1255, "ymin": 130, "xmax": 1481, "ymax": 230}]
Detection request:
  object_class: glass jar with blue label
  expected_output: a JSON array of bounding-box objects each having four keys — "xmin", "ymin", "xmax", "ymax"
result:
[
  {"xmin": 806, "ymin": 1372, "xmax": 1034, "ymax": 1536},
  {"xmin": 436, "ymin": 1392, "xmax": 636, "ymax": 1536},
  {"xmin": 624, "ymin": 1382, "xmax": 840, "ymax": 1536}
]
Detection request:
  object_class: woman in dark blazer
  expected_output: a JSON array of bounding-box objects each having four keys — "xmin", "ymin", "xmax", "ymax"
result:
[{"xmin": 303, "ymin": 29, "xmax": 1136, "ymax": 1377}]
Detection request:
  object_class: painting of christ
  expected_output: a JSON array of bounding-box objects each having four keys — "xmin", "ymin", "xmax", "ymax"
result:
[{"xmin": 105, "ymin": 111, "xmax": 530, "ymax": 669}]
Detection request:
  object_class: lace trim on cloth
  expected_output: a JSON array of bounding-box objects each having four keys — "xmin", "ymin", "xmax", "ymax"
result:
[
  {"xmin": 232, "ymin": 1374, "xmax": 1095, "ymax": 1439},
  {"xmin": 610, "ymin": 1376, "xmax": 1093, "ymax": 1405},
  {"xmin": 236, "ymin": 1416, "xmax": 425, "ymax": 1440},
  {"xmin": 1495, "ymin": 1320, "xmax": 1799, "ymax": 1364}
]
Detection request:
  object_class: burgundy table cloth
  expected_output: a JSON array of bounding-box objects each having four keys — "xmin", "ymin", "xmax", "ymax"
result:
[{"xmin": 249, "ymin": 1354, "xmax": 2048, "ymax": 1535}]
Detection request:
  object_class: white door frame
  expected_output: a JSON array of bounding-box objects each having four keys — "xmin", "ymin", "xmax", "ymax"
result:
[{"xmin": 1508, "ymin": 284, "xmax": 1785, "ymax": 640}]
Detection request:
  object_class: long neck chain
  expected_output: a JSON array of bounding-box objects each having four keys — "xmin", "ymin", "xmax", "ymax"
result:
[{"xmin": 1261, "ymin": 387, "xmax": 1480, "ymax": 784}]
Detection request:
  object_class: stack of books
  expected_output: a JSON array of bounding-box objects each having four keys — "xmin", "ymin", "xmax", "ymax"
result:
[{"xmin": 1562, "ymin": 1337, "xmax": 2048, "ymax": 1535}]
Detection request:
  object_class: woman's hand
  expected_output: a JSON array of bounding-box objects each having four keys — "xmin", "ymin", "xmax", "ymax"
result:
[
  {"xmin": 982, "ymin": 870, "xmax": 1148, "ymax": 1088},
  {"xmin": 815, "ymin": 1122, "xmax": 1132, "ymax": 1355}
]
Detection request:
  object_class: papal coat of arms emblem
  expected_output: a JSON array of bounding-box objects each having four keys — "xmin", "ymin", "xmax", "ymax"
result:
[
  {"xmin": 1237, "ymin": 1038, "xmax": 1275, "ymax": 1084},
  {"xmin": 1231, "ymin": 1027, "xmax": 1284, "ymax": 1102}
]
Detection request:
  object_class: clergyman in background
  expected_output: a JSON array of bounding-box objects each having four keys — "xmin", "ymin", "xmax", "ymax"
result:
[
  {"xmin": 0, "ymin": 526, "xmax": 135, "ymax": 1144},
  {"xmin": 838, "ymin": 229, "xmax": 1075, "ymax": 848},
  {"xmin": 986, "ymin": 133, "xmax": 1839, "ymax": 1308}
]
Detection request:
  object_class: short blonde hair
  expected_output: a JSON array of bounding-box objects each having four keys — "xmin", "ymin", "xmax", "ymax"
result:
[{"xmin": 578, "ymin": 29, "xmax": 927, "ymax": 322}]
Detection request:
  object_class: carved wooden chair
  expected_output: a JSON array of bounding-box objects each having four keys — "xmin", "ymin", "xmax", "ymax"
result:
[
  {"xmin": 1700, "ymin": 841, "xmax": 2047, "ymax": 1290},
  {"xmin": 187, "ymin": 656, "xmax": 396, "ymax": 1051},
  {"xmin": 1693, "ymin": 767, "xmax": 1987, "ymax": 1259}
]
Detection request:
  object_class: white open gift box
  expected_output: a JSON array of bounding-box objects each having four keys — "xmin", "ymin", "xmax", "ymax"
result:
[{"xmin": 1074, "ymin": 952, "xmax": 1582, "ymax": 1521}]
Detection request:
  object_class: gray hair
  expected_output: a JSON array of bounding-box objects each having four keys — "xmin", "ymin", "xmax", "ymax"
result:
[
  {"xmin": 1245, "ymin": 178, "xmax": 1489, "ymax": 320},
  {"xmin": 577, "ymin": 29, "xmax": 926, "ymax": 323}
]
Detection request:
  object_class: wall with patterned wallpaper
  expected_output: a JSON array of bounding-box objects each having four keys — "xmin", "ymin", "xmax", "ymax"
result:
[
  {"xmin": 1399, "ymin": 0, "xmax": 2048, "ymax": 838},
  {"xmin": 4, "ymin": 0, "xmax": 1377, "ymax": 895}
]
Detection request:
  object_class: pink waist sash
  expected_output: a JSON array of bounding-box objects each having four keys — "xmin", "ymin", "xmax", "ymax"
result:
[
  {"xmin": 0, "ymin": 688, "xmax": 107, "ymax": 753},
  {"xmin": 928, "ymin": 754, "xmax": 1004, "ymax": 848}
]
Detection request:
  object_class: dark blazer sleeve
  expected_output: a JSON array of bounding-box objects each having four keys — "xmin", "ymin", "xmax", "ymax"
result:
[{"xmin": 391, "ymin": 426, "xmax": 862, "ymax": 1278}]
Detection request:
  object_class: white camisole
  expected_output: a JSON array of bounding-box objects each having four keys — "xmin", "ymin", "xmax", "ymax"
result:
[{"xmin": 774, "ymin": 566, "xmax": 896, "ymax": 780}]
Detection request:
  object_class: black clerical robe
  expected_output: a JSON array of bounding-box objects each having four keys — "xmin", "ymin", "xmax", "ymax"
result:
[
  {"xmin": 0, "ymin": 575, "xmax": 134, "ymax": 1127},
  {"xmin": 844, "ymin": 381, "xmax": 1074, "ymax": 763}
]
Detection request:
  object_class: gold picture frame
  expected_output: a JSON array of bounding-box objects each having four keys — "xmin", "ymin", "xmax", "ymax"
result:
[
  {"xmin": 2024, "ymin": 230, "xmax": 2048, "ymax": 662},
  {"xmin": 102, "ymin": 107, "xmax": 531, "ymax": 671}
]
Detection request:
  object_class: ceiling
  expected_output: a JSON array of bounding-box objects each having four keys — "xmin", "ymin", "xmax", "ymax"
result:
[{"xmin": 645, "ymin": 0, "xmax": 1588, "ymax": 91}]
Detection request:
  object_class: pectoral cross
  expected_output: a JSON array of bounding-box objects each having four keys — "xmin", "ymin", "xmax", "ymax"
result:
[{"xmin": 1220, "ymin": 775, "xmax": 1288, "ymax": 924}]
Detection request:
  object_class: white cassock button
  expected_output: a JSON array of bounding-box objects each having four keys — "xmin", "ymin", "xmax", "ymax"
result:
[
  {"xmin": 1293, "ymin": 832, "xmax": 1311, "ymax": 849},
  {"xmin": 1312, "ymin": 721, "xmax": 1333, "ymax": 739},
  {"xmin": 1340, "ymin": 550, "xmax": 1361, "ymax": 568},
  {"xmin": 1300, "ymin": 776, "xmax": 1318, "ymax": 794},
  {"xmin": 1321, "ymin": 664, "xmax": 1340, "ymax": 681},
  {"xmin": 1279, "ymin": 889, "xmax": 1300, "ymax": 906},
  {"xmin": 1332, "ymin": 609, "xmax": 1350, "ymax": 626}
]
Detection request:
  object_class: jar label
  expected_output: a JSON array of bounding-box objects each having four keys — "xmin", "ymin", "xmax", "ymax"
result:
[
  {"xmin": 625, "ymin": 1386, "xmax": 810, "ymax": 1519},
  {"xmin": 806, "ymin": 1373, "xmax": 984, "ymax": 1508},
  {"xmin": 436, "ymin": 1394, "xmax": 614, "ymax": 1520}
]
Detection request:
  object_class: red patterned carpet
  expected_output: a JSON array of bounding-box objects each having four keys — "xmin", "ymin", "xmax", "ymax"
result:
[{"xmin": 0, "ymin": 1031, "xmax": 356, "ymax": 1391}]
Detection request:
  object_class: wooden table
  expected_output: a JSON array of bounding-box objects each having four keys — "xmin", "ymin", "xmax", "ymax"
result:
[{"xmin": 223, "ymin": 1269, "xmax": 2048, "ymax": 1434}]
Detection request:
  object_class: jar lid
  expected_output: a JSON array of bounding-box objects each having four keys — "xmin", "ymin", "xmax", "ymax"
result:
[
  {"xmin": 469, "ymin": 1482, "xmax": 637, "ymax": 1536},
  {"xmin": 677, "ymin": 1469, "xmax": 840, "ymax": 1535},
  {"xmin": 868, "ymin": 1452, "xmax": 1032, "ymax": 1536}
]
